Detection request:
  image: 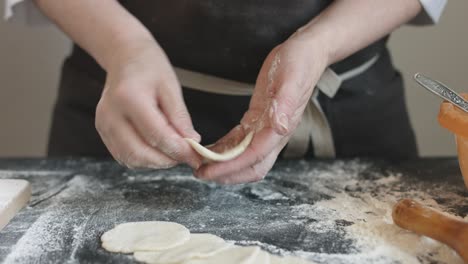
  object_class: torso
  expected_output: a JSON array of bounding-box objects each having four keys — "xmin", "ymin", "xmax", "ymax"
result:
[
  {"xmin": 119, "ymin": 0, "xmax": 332, "ymax": 82},
  {"xmin": 53, "ymin": 1, "xmax": 416, "ymax": 159}
]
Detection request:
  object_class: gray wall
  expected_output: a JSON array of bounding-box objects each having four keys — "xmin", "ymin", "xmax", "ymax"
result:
[{"xmin": 0, "ymin": 2, "xmax": 467, "ymax": 157}]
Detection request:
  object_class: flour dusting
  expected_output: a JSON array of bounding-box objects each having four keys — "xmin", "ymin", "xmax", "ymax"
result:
[
  {"xmin": 268, "ymin": 52, "xmax": 281, "ymax": 87},
  {"xmin": 0, "ymin": 159, "xmax": 466, "ymax": 264},
  {"xmin": 0, "ymin": 170, "xmax": 71, "ymax": 177},
  {"xmin": 239, "ymin": 161, "xmax": 467, "ymax": 264}
]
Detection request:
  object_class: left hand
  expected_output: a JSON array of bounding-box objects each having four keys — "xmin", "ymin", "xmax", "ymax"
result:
[{"xmin": 194, "ymin": 35, "xmax": 329, "ymax": 184}]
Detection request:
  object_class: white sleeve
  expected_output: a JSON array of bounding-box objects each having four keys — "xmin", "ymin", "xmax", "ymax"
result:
[
  {"xmin": 410, "ymin": 0, "xmax": 447, "ymax": 25},
  {"xmin": 4, "ymin": 0, "xmax": 50, "ymax": 25}
]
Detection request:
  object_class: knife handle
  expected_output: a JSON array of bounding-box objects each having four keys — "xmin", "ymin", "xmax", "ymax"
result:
[{"xmin": 414, "ymin": 73, "xmax": 468, "ymax": 113}]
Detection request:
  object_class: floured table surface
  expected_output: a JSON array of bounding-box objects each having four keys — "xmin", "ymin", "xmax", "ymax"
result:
[{"xmin": 0, "ymin": 158, "xmax": 467, "ymax": 264}]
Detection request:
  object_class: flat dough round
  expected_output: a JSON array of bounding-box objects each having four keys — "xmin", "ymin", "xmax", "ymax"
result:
[
  {"xmin": 184, "ymin": 246, "xmax": 261, "ymax": 264},
  {"xmin": 253, "ymin": 250, "xmax": 270, "ymax": 263},
  {"xmin": 134, "ymin": 233, "xmax": 230, "ymax": 264},
  {"xmin": 101, "ymin": 221, "xmax": 190, "ymax": 253},
  {"xmin": 185, "ymin": 132, "xmax": 254, "ymax": 162},
  {"xmin": 270, "ymin": 255, "xmax": 316, "ymax": 264}
]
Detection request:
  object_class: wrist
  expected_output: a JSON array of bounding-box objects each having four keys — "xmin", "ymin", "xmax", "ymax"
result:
[
  {"xmin": 293, "ymin": 15, "xmax": 344, "ymax": 67},
  {"xmin": 288, "ymin": 27, "xmax": 331, "ymax": 71},
  {"xmin": 100, "ymin": 27, "xmax": 157, "ymax": 72}
]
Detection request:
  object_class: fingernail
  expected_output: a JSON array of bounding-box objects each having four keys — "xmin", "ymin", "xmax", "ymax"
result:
[
  {"xmin": 276, "ymin": 113, "xmax": 289, "ymax": 135},
  {"xmin": 192, "ymin": 160, "xmax": 201, "ymax": 170},
  {"xmin": 190, "ymin": 131, "xmax": 202, "ymax": 143}
]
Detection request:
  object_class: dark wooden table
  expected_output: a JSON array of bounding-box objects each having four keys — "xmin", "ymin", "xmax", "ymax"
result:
[{"xmin": 0, "ymin": 158, "xmax": 466, "ymax": 264}]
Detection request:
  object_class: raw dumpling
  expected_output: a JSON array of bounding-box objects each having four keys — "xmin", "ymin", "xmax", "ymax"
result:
[{"xmin": 185, "ymin": 132, "xmax": 253, "ymax": 162}]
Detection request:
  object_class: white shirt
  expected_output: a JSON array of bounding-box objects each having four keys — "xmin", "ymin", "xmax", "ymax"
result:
[
  {"xmin": 4, "ymin": 0, "xmax": 447, "ymax": 25},
  {"xmin": 412, "ymin": 0, "xmax": 447, "ymax": 24}
]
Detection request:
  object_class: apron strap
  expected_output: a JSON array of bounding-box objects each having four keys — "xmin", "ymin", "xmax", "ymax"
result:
[
  {"xmin": 283, "ymin": 89, "xmax": 336, "ymax": 158},
  {"xmin": 174, "ymin": 54, "xmax": 380, "ymax": 158},
  {"xmin": 283, "ymin": 54, "xmax": 380, "ymax": 158},
  {"xmin": 174, "ymin": 68, "xmax": 255, "ymax": 96}
]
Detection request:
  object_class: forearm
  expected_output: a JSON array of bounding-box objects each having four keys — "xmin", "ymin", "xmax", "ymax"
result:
[
  {"xmin": 295, "ymin": 0, "xmax": 422, "ymax": 65},
  {"xmin": 34, "ymin": 0, "xmax": 155, "ymax": 70}
]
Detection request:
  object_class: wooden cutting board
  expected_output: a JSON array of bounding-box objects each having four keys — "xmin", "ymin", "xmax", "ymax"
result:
[{"xmin": 0, "ymin": 179, "xmax": 31, "ymax": 232}]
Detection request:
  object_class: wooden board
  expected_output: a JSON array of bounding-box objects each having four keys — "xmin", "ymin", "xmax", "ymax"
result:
[{"xmin": 0, "ymin": 179, "xmax": 31, "ymax": 231}]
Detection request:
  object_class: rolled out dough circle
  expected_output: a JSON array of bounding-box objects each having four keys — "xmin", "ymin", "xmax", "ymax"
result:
[
  {"xmin": 185, "ymin": 132, "xmax": 254, "ymax": 162},
  {"xmin": 134, "ymin": 233, "xmax": 230, "ymax": 264},
  {"xmin": 270, "ymin": 255, "xmax": 316, "ymax": 264},
  {"xmin": 253, "ymin": 250, "xmax": 270, "ymax": 263},
  {"xmin": 101, "ymin": 221, "xmax": 190, "ymax": 253},
  {"xmin": 184, "ymin": 246, "xmax": 262, "ymax": 264}
]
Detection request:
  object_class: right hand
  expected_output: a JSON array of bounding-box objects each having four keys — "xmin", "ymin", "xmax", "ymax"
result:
[{"xmin": 95, "ymin": 39, "xmax": 202, "ymax": 169}]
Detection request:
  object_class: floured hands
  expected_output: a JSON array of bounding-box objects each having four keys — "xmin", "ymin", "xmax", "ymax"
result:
[
  {"xmin": 194, "ymin": 36, "xmax": 329, "ymax": 184},
  {"xmin": 95, "ymin": 40, "xmax": 202, "ymax": 169}
]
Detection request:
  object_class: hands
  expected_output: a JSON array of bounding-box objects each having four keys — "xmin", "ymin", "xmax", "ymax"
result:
[
  {"xmin": 194, "ymin": 36, "xmax": 329, "ymax": 184},
  {"xmin": 95, "ymin": 39, "xmax": 202, "ymax": 169},
  {"xmin": 191, "ymin": 0, "xmax": 423, "ymax": 184},
  {"xmin": 33, "ymin": 0, "xmax": 203, "ymax": 170},
  {"xmin": 36, "ymin": 0, "xmax": 421, "ymax": 178}
]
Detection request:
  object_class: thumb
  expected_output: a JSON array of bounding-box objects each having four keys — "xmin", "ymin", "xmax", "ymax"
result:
[
  {"xmin": 159, "ymin": 79, "xmax": 201, "ymax": 142},
  {"xmin": 250, "ymin": 51, "xmax": 315, "ymax": 137},
  {"xmin": 268, "ymin": 87, "xmax": 311, "ymax": 136}
]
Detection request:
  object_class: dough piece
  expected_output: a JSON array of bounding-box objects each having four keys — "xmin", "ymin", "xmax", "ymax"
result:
[
  {"xmin": 184, "ymin": 246, "xmax": 261, "ymax": 264},
  {"xmin": 101, "ymin": 221, "xmax": 190, "ymax": 253},
  {"xmin": 270, "ymin": 255, "xmax": 316, "ymax": 264},
  {"xmin": 253, "ymin": 249, "xmax": 270, "ymax": 263},
  {"xmin": 185, "ymin": 132, "xmax": 254, "ymax": 162},
  {"xmin": 134, "ymin": 233, "xmax": 230, "ymax": 264}
]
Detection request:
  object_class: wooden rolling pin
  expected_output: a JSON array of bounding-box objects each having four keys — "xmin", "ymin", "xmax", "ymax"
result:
[{"xmin": 392, "ymin": 199, "xmax": 468, "ymax": 263}]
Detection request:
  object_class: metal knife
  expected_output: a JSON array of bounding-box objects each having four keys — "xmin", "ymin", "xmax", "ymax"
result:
[{"xmin": 414, "ymin": 73, "xmax": 468, "ymax": 113}]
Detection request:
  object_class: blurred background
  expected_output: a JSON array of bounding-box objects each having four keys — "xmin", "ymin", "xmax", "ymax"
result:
[{"xmin": 0, "ymin": 2, "xmax": 467, "ymax": 157}]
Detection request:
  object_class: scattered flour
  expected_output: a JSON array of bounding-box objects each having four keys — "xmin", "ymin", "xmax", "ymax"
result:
[
  {"xmin": 3, "ymin": 174, "xmax": 105, "ymax": 264},
  {"xmin": 240, "ymin": 161, "xmax": 467, "ymax": 264},
  {"xmin": 0, "ymin": 170, "xmax": 71, "ymax": 177},
  {"xmin": 4, "ymin": 210, "xmax": 68, "ymax": 263},
  {"xmin": 292, "ymin": 192, "xmax": 464, "ymax": 264},
  {"xmin": 268, "ymin": 52, "xmax": 281, "ymax": 87},
  {"xmin": 1, "ymin": 160, "xmax": 467, "ymax": 264},
  {"xmin": 249, "ymin": 186, "xmax": 289, "ymax": 201}
]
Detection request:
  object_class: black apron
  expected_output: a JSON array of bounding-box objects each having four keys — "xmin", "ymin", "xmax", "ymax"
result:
[{"xmin": 48, "ymin": 0, "xmax": 418, "ymax": 159}]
